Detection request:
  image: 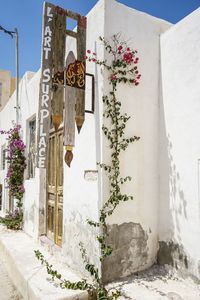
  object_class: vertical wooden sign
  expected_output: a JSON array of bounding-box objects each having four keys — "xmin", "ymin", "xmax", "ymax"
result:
[
  {"xmin": 64, "ymin": 51, "xmax": 76, "ymax": 167},
  {"xmin": 75, "ymin": 16, "xmax": 87, "ymax": 133},
  {"xmin": 51, "ymin": 11, "xmax": 66, "ymax": 131},
  {"xmin": 37, "ymin": 2, "xmax": 55, "ymax": 168}
]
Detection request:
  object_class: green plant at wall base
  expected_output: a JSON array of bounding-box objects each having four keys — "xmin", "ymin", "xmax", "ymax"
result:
[
  {"xmin": 0, "ymin": 209, "xmax": 23, "ymax": 230},
  {"xmin": 0, "ymin": 125, "xmax": 26, "ymax": 230},
  {"xmin": 35, "ymin": 34, "xmax": 141, "ymax": 299}
]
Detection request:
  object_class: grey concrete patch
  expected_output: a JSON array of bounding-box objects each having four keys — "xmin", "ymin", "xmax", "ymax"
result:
[
  {"xmin": 102, "ymin": 222, "xmax": 148, "ymax": 283},
  {"xmin": 158, "ymin": 241, "xmax": 188, "ymax": 270}
]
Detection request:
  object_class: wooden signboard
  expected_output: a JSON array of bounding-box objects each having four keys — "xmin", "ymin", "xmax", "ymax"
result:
[
  {"xmin": 75, "ymin": 16, "xmax": 87, "ymax": 133},
  {"xmin": 51, "ymin": 11, "xmax": 66, "ymax": 131},
  {"xmin": 37, "ymin": 2, "xmax": 55, "ymax": 168},
  {"xmin": 64, "ymin": 51, "xmax": 76, "ymax": 167},
  {"xmin": 37, "ymin": 2, "xmax": 87, "ymax": 168}
]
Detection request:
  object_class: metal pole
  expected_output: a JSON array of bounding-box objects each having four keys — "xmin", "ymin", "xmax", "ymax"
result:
[{"xmin": 15, "ymin": 28, "xmax": 19, "ymax": 124}]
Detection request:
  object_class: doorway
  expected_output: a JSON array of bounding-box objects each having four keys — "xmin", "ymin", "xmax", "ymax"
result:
[{"xmin": 47, "ymin": 129, "xmax": 63, "ymax": 246}]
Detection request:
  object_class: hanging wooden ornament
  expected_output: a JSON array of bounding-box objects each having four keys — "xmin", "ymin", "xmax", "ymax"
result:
[
  {"xmin": 64, "ymin": 51, "xmax": 76, "ymax": 167},
  {"xmin": 75, "ymin": 15, "xmax": 87, "ymax": 134}
]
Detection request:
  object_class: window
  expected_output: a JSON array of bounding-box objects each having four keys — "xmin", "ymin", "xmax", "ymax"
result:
[
  {"xmin": 1, "ymin": 145, "xmax": 6, "ymax": 170},
  {"xmin": 27, "ymin": 118, "xmax": 36, "ymax": 178}
]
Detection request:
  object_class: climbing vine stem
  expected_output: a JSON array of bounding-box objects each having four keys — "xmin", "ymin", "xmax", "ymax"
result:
[{"xmin": 35, "ymin": 34, "xmax": 141, "ymax": 299}]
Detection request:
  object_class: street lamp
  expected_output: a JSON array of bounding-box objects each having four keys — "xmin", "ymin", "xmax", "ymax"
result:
[{"xmin": 0, "ymin": 25, "xmax": 19, "ymax": 124}]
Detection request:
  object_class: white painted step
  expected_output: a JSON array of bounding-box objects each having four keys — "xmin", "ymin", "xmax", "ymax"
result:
[{"xmin": 0, "ymin": 227, "xmax": 88, "ymax": 300}]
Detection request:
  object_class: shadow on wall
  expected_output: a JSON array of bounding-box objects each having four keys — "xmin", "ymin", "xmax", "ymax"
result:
[
  {"xmin": 167, "ymin": 134, "xmax": 188, "ymax": 242},
  {"xmin": 158, "ymin": 88, "xmax": 189, "ymax": 273}
]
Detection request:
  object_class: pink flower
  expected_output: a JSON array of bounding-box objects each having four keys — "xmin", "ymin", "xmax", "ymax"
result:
[
  {"xmin": 118, "ymin": 45, "xmax": 123, "ymax": 51},
  {"xmin": 127, "ymin": 47, "xmax": 130, "ymax": 51},
  {"xmin": 87, "ymin": 50, "xmax": 91, "ymax": 54},
  {"xmin": 84, "ymin": 55, "xmax": 88, "ymax": 60},
  {"xmin": 19, "ymin": 185, "xmax": 25, "ymax": 193},
  {"xmin": 92, "ymin": 58, "xmax": 97, "ymax": 62},
  {"xmin": 123, "ymin": 52, "xmax": 133, "ymax": 64},
  {"xmin": 93, "ymin": 52, "xmax": 96, "ymax": 56},
  {"xmin": 111, "ymin": 74, "xmax": 117, "ymax": 81}
]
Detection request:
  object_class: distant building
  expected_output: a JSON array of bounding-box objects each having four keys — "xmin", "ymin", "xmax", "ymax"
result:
[{"xmin": 0, "ymin": 70, "xmax": 16, "ymax": 111}]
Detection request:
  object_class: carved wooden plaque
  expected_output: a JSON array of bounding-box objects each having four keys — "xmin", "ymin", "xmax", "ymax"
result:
[{"xmin": 52, "ymin": 60, "xmax": 86, "ymax": 90}]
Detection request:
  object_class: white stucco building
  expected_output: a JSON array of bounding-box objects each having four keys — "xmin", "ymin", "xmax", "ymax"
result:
[{"xmin": 0, "ymin": 0, "xmax": 200, "ymax": 284}]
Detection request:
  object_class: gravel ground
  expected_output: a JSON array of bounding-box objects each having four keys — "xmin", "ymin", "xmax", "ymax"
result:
[
  {"xmin": 0, "ymin": 259, "xmax": 22, "ymax": 300},
  {"xmin": 107, "ymin": 265, "xmax": 200, "ymax": 300}
]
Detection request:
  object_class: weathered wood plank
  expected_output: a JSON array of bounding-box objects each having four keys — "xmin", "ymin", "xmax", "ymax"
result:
[
  {"xmin": 54, "ymin": 6, "xmax": 81, "ymax": 21},
  {"xmin": 37, "ymin": 2, "xmax": 55, "ymax": 168},
  {"xmin": 75, "ymin": 16, "xmax": 87, "ymax": 133},
  {"xmin": 51, "ymin": 11, "xmax": 66, "ymax": 131},
  {"xmin": 66, "ymin": 10, "xmax": 80, "ymax": 21},
  {"xmin": 64, "ymin": 51, "xmax": 76, "ymax": 167},
  {"xmin": 66, "ymin": 30, "xmax": 77, "ymax": 39}
]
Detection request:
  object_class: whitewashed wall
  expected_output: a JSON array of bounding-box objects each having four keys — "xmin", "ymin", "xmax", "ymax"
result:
[
  {"xmin": 21, "ymin": 71, "xmax": 40, "ymax": 239},
  {"xmin": 100, "ymin": 0, "xmax": 171, "ymax": 281},
  {"xmin": 159, "ymin": 8, "xmax": 200, "ymax": 280},
  {"xmin": 62, "ymin": 0, "xmax": 106, "ymax": 276},
  {"xmin": 0, "ymin": 71, "xmax": 39, "ymax": 238}
]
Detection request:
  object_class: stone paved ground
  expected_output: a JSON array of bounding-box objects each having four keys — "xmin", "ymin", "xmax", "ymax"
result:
[
  {"xmin": 108, "ymin": 265, "xmax": 200, "ymax": 300},
  {"xmin": 0, "ymin": 258, "xmax": 22, "ymax": 300}
]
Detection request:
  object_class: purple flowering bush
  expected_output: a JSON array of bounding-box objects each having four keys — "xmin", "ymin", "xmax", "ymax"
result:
[{"xmin": 0, "ymin": 125, "xmax": 26, "ymax": 230}]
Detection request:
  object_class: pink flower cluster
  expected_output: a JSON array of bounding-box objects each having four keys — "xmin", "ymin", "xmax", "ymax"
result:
[
  {"xmin": 0, "ymin": 124, "xmax": 21, "ymax": 135},
  {"xmin": 19, "ymin": 185, "xmax": 25, "ymax": 193},
  {"xmin": 85, "ymin": 50, "xmax": 97, "ymax": 62},
  {"xmin": 11, "ymin": 139, "xmax": 26, "ymax": 151},
  {"xmin": 85, "ymin": 41, "xmax": 141, "ymax": 87}
]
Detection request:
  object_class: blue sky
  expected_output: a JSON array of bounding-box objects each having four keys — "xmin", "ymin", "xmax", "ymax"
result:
[{"xmin": 0, "ymin": 0, "xmax": 199, "ymax": 77}]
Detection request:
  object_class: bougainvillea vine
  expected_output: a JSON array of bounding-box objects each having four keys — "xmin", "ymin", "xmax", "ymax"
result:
[
  {"xmin": 35, "ymin": 34, "xmax": 141, "ymax": 299},
  {"xmin": 0, "ymin": 124, "xmax": 26, "ymax": 229}
]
